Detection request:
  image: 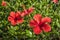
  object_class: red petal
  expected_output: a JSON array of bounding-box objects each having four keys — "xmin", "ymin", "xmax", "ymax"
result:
[
  {"xmin": 41, "ymin": 17, "xmax": 51, "ymax": 24},
  {"xmin": 15, "ymin": 11, "xmax": 21, "ymax": 17},
  {"xmin": 33, "ymin": 26, "xmax": 42, "ymax": 34},
  {"xmin": 30, "ymin": 20, "xmax": 38, "ymax": 28},
  {"xmin": 21, "ymin": 12, "xmax": 25, "ymax": 17},
  {"xmin": 53, "ymin": 0, "xmax": 58, "ymax": 3},
  {"xmin": 21, "ymin": 10, "xmax": 28, "ymax": 17},
  {"xmin": 17, "ymin": 18, "xmax": 24, "ymax": 24},
  {"xmin": 8, "ymin": 16, "xmax": 14, "ymax": 21},
  {"xmin": 10, "ymin": 12, "xmax": 15, "ymax": 18},
  {"xmin": 2, "ymin": 1, "xmax": 7, "ymax": 6},
  {"xmin": 33, "ymin": 14, "xmax": 42, "ymax": 24},
  {"xmin": 11, "ymin": 20, "xmax": 16, "ymax": 25},
  {"xmin": 16, "ymin": 11, "xmax": 21, "ymax": 15},
  {"xmin": 24, "ymin": 10, "xmax": 28, "ymax": 14},
  {"xmin": 42, "ymin": 23, "xmax": 51, "ymax": 32},
  {"xmin": 28, "ymin": 7, "xmax": 35, "ymax": 13}
]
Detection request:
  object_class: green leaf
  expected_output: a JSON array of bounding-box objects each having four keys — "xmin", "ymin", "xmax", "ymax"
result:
[
  {"xmin": 26, "ymin": 30, "xmax": 32, "ymax": 37},
  {"xmin": 0, "ymin": 0, "xmax": 2, "ymax": 5}
]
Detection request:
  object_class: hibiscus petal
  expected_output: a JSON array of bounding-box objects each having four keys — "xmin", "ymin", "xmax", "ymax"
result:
[
  {"xmin": 42, "ymin": 23, "xmax": 51, "ymax": 32},
  {"xmin": 11, "ymin": 20, "xmax": 16, "ymax": 25},
  {"xmin": 53, "ymin": 0, "xmax": 58, "ymax": 4},
  {"xmin": 33, "ymin": 14, "xmax": 42, "ymax": 24},
  {"xmin": 17, "ymin": 18, "xmax": 24, "ymax": 24},
  {"xmin": 21, "ymin": 10, "xmax": 28, "ymax": 17},
  {"xmin": 41, "ymin": 17, "xmax": 51, "ymax": 24},
  {"xmin": 28, "ymin": 7, "xmax": 35, "ymax": 13},
  {"xmin": 21, "ymin": 12, "xmax": 25, "ymax": 17},
  {"xmin": 2, "ymin": 1, "xmax": 7, "ymax": 6},
  {"xmin": 30, "ymin": 20, "xmax": 38, "ymax": 28},
  {"xmin": 33, "ymin": 26, "xmax": 42, "ymax": 34},
  {"xmin": 8, "ymin": 16, "xmax": 14, "ymax": 21},
  {"xmin": 24, "ymin": 10, "xmax": 28, "ymax": 14},
  {"xmin": 15, "ymin": 11, "xmax": 21, "ymax": 17},
  {"xmin": 10, "ymin": 11, "xmax": 15, "ymax": 18}
]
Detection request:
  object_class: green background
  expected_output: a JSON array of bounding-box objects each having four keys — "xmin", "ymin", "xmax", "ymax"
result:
[{"xmin": 0, "ymin": 0, "xmax": 60, "ymax": 40}]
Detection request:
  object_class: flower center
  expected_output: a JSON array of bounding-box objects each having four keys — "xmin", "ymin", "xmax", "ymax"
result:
[{"xmin": 38, "ymin": 22, "xmax": 45, "ymax": 30}]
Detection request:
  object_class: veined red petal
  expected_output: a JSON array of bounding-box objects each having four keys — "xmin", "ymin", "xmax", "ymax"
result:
[
  {"xmin": 41, "ymin": 17, "xmax": 51, "ymax": 23},
  {"xmin": 33, "ymin": 26, "xmax": 42, "ymax": 34},
  {"xmin": 30, "ymin": 20, "xmax": 38, "ymax": 28},
  {"xmin": 11, "ymin": 20, "xmax": 16, "ymax": 25},
  {"xmin": 8, "ymin": 16, "xmax": 14, "ymax": 21},
  {"xmin": 17, "ymin": 18, "xmax": 24, "ymax": 24},
  {"xmin": 10, "ymin": 12, "xmax": 15, "ymax": 18},
  {"xmin": 33, "ymin": 14, "xmax": 42, "ymax": 24},
  {"xmin": 42, "ymin": 23, "xmax": 51, "ymax": 32}
]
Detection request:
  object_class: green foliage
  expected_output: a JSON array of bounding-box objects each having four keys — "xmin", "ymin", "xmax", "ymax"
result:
[{"xmin": 0, "ymin": 0, "xmax": 60, "ymax": 40}]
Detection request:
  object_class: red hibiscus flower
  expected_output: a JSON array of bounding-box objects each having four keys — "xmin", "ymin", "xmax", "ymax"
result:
[
  {"xmin": 1, "ymin": 1, "xmax": 7, "ymax": 6},
  {"xmin": 30, "ymin": 14, "xmax": 51, "ymax": 34},
  {"xmin": 21, "ymin": 7, "xmax": 34, "ymax": 17},
  {"xmin": 8, "ymin": 11, "xmax": 24, "ymax": 25},
  {"xmin": 52, "ymin": 0, "xmax": 58, "ymax": 4}
]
